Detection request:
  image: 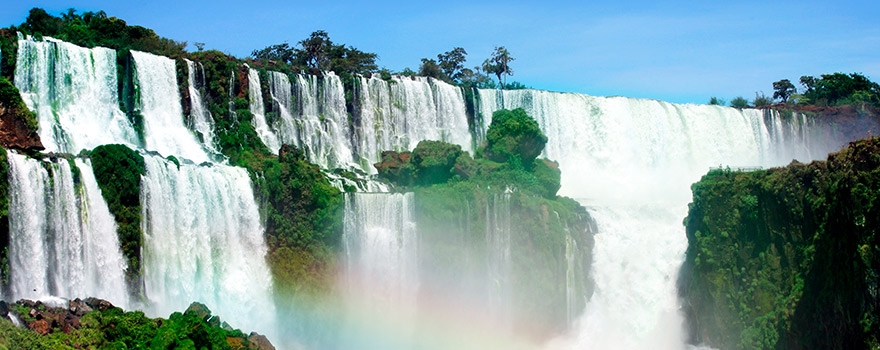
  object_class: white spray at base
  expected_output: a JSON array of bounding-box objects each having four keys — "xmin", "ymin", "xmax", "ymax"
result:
[
  {"xmin": 477, "ymin": 89, "xmax": 857, "ymax": 349},
  {"xmin": 140, "ymin": 155, "xmax": 276, "ymax": 339}
]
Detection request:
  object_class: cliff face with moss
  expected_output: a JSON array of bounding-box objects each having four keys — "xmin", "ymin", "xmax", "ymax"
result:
[
  {"xmin": 679, "ymin": 137, "xmax": 880, "ymax": 349},
  {"xmin": 374, "ymin": 108, "xmax": 595, "ymax": 338}
]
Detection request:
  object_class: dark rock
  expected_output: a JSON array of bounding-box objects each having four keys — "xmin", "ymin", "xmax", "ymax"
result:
[
  {"xmin": 247, "ymin": 332, "xmax": 275, "ymax": 350},
  {"xmin": 69, "ymin": 298, "xmax": 92, "ymax": 317},
  {"xmin": 29, "ymin": 319, "xmax": 50, "ymax": 335},
  {"xmin": 374, "ymin": 150, "xmax": 414, "ymax": 185},
  {"xmin": 83, "ymin": 297, "xmax": 114, "ymax": 312},
  {"xmin": 0, "ymin": 300, "xmax": 8, "ymax": 318},
  {"xmin": 185, "ymin": 301, "xmax": 212, "ymax": 321}
]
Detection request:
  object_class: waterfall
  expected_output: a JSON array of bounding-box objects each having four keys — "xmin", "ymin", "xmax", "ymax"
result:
[
  {"xmin": 476, "ymin": 89, "xmax": 857, "ymax": 349},
  {"xmin": 355, "ymin": 75, "xmax": 472, "ymax": 171},
  {"xmin": 288, "ymin": 72, "xmax": 354, "ymax": 169},
  {"xmin": 486, "ymin": 193, "xmax": 512, "ymax": 330},
  {"xmin": 248, "ymin": 67, "xmax": 281, "ymax": 153},
  {"xmin": 6, "ymin": 152, "xmax": 128, "ymax": 307},
  {"xmin": 140, "ymin": 154, "xmax": 275, "ymax": 338},
  {"xmin": 341, "ymin": 192, "xmax": 419, "ymax": 346},
  {"xmin": 14, "ymin": 34, "xmax": 139, "ymax": 153},
  {"xmin": 185, "ymin": 59, "xmax": 219, "ymax": 155},
  {"xmin": 130, "ymin": 51, "xmax": 210, "ymax": 164}
]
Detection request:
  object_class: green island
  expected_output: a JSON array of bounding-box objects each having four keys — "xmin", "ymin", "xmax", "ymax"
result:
[{"xmin": 680, "ymin": 137, "xmax": 880, "ymax": 349}]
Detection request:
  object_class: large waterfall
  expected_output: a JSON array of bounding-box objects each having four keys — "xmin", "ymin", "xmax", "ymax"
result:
[
  {"xmin": 478, "ymin": 88, "xmax": 857, "ymax": 349},
  {"xmin": 14, "ymin": 34, "xmax": 139, "ymax": 154},
  {"xmin": 140, "ymin": 154, "xmax": 275, "ymax": 336},
  {"xmin": 6, "ymin": 34, "xmax": 873, "ymax": 349},
  {"xmin": 6, "ymin": 152, "xmax": 129, "ymax": 307},
  {"xmin": 132, "ymin": 51, "xmax": 276, "ymax": 337},
  {"xmin": 7, "ymin": 37, "xmax": 277, "ymax": 342},
  {"xmin": 355, "ymin": 75, "xmax": 472, "ymax": 169}
]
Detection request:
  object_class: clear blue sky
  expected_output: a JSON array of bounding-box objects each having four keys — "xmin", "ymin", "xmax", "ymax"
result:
[{"xmin": 3, "ymin": 1, "xmax": 879, "ymax": 104}]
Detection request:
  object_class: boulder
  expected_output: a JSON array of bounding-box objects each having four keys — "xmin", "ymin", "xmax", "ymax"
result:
[
  {"xmin": 29, "ymin": 319, "xmax": 50, "ymax": 335},
  {"xmin": 84, "ymin": 297, "xmax": 115, "ymax": 312},
  {"xmin": 247, "ymin": 332, "xmax": 275, "ymax": 350}
]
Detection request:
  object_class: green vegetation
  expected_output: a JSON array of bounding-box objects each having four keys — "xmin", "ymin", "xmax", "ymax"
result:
[
  {"xmin": 0, "ymin": 77, "xmax": 38, "ymax": 132},
  {"xmin": 0, "ymin": 300, "xmax": 267, "ymax": 349},
  {"xmin": 11, "ymin": 8, "xmax": 187, "ymax": 58},
  {"xmin": 373, "ymin": 109, "xmax": 593, "ymax": 337},
  {"xmin": 799, "ymin": 73, "xmax": 880, "ymax": 107},
  {"xmin": 680, "ymin": 137, "xmax": 880, "ymax": 349},
  {"xmin": 772, "ymin": 79, "xmax": 796, "ymax": 103},
  {"xmin": 482, "ymin": 46, "xmax": 515, "ymax": 87},
  {"xmin": 711, "ymin": 72, "xmax": 880, "ymax": 111},
  {"xmin": 484, "ymin": 108, "xmax": 548, "ymax": 170},
  {"xmin": 86, "ymin": 144, "xmax": 145, "ymax": 294}
]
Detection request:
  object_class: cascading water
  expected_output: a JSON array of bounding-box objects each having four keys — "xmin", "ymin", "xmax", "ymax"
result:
[
  {"xmin": 140, "ymin": 154, "xmax": 275, "ymax": 337},
  {"xmin": 248, "ymin": 67, "xmax": 281, "ymax": 153},
  {"xmin": 355, "ymin": 75, "xmax": 472, "ymax": 170},
  {"xmin": 486, "ymin": 193, "xmax": 512, "ymax": 330},
  {"xmin": 185, "ymin": 59, "xmax": 219, "ymax": 155},
  {"xmin": 476, "ymin": 88, "xmax": 859, "ymax": 349},
  {"xmin": 14, "ymin": 34, "xmax": 139, "ymax": 153},
  {"xmin": 6, "ymin": 152, "xmax": 129, "ymax": 307},
  {"xmin": 131, "ymin": 51, "xmax": 277, "ymax": 340},
  {"xmin": 130, "ymin": 51, "xmax": 210, "ymax": 164},
  {"xmin": 341, "ymin": 192, "xmax": 419, "ymax": 348}
]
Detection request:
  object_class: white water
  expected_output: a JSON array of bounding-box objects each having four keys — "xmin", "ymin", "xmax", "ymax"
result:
[
  {"xmin": 14, "ymin": 34, "xmax": 139, "ymax": 153},
  {"xmin": 131, "ymin": 51, "xmax": 210, "ymax": 164},
  {"xmin": 341, "ymin": 192, "xmax": 419, "ymax": 347},
  {"xmin": 140, "ymin": 155, "xmax": 275, "ymax": 338},
  {"xmin": 248, "ymin": 67, "xmax": 282, "ymax": 153},
  {"xmin": 355, "ymin": 75, "xmax": 472, "ymax": 171},
  {"xmin": 477, "ymin": 88, "xmax": 855, "ymax": 349},
  {"xmin": 185, "ymin": 59, "xmax": 220, "ymax": 155},
  {"xmin": 6, "ymin": 152, "xmax": 129, "ymax": 307}
]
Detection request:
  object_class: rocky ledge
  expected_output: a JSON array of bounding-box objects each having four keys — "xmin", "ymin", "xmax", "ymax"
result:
[{"xmin": 0, "ymin": 297, "xmax": 274, "ymax": 349}]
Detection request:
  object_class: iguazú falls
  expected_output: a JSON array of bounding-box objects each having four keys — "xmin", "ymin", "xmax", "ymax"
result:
[{"xmin": 0, "ymin": 9, "xmax": 878, "ymax": 349}]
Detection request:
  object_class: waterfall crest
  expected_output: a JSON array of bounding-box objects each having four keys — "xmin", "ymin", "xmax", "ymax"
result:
[{"xmin": 14, "ymin": 35, "xmax": 138, "ymax": 153}]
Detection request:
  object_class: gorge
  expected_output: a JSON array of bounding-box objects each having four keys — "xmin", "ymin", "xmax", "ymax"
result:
[{"xmin": 0, "ymin": 22, "xmax": 878, "ymax": 350}]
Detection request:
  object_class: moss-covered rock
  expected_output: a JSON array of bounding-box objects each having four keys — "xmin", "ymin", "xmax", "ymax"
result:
[
  {"xmin": 0, "ymin": 77, "xmax": 42, "ymax": 151},
  {"xmin": 680, "ymin": 137, "xmax": 880, "ymax": 349},
  {"xmin": 86, "ymin": 144, "xmax": 145, "ymax": 295}
]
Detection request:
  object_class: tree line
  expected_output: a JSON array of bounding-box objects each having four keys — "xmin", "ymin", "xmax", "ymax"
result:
[
  {"xmin": 709, "ymin": 72, "xmax": 880, "ymax": 109},
  {"xmin": 251, "ymin": 30, "xmax": 524, "ymax": 89}
]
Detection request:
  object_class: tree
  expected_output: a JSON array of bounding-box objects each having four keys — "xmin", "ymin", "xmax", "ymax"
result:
[
  {"xmin": 251, "ymin": 42, "xmax": 296, "ymax": 65},
  {"xmin": 772, "ymin": 79, "xmax": 796, "ymax": 103},
  {"xmin": 753, "ymin": 92, "xmax": 772, "ymax": 107},
  {"xmin": 484, "ymin": 108, "xmax": 547, "ymax": 169},
  {"xmin": 298, "ymin": 30, "xmax": 331, "ymax": 70},
  {"xmin": 437, "ymin": 47, "xmax": 467, "ymax": 83},
  {"xmin": 729, "ymin": 96, "xmax": 750, "ymax": 108},
  {"xmin": 799, "ymin": 73, "xmax": 880, "ymax": 106},
  {"xmin": 418, "ymin": 58, "xmax": 444, "ymax": 80},
  {"xmin": 483, "ymin": 46, "xmax": 514, "ymax": 87},
  {"xmin": 708, "ymin": 97, "xmax": 726, "ymax": 106}
]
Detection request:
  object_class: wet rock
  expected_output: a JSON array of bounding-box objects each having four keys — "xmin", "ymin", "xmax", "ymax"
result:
[
  {"xmin": 247, "ymin": 332, "xmax": 275, "ymax": 350},
  {"xmin": 29, "ymin": 319, "xmax": 50, "ymax": 335},
  {"xmin": 84, "ymin": 297, "xmax": 115, "ymax": 312}
]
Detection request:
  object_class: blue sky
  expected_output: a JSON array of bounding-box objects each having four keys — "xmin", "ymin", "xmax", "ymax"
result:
[{"xmin": 3, "ymin": 1, "xmax": 879, "ymax": 104}]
